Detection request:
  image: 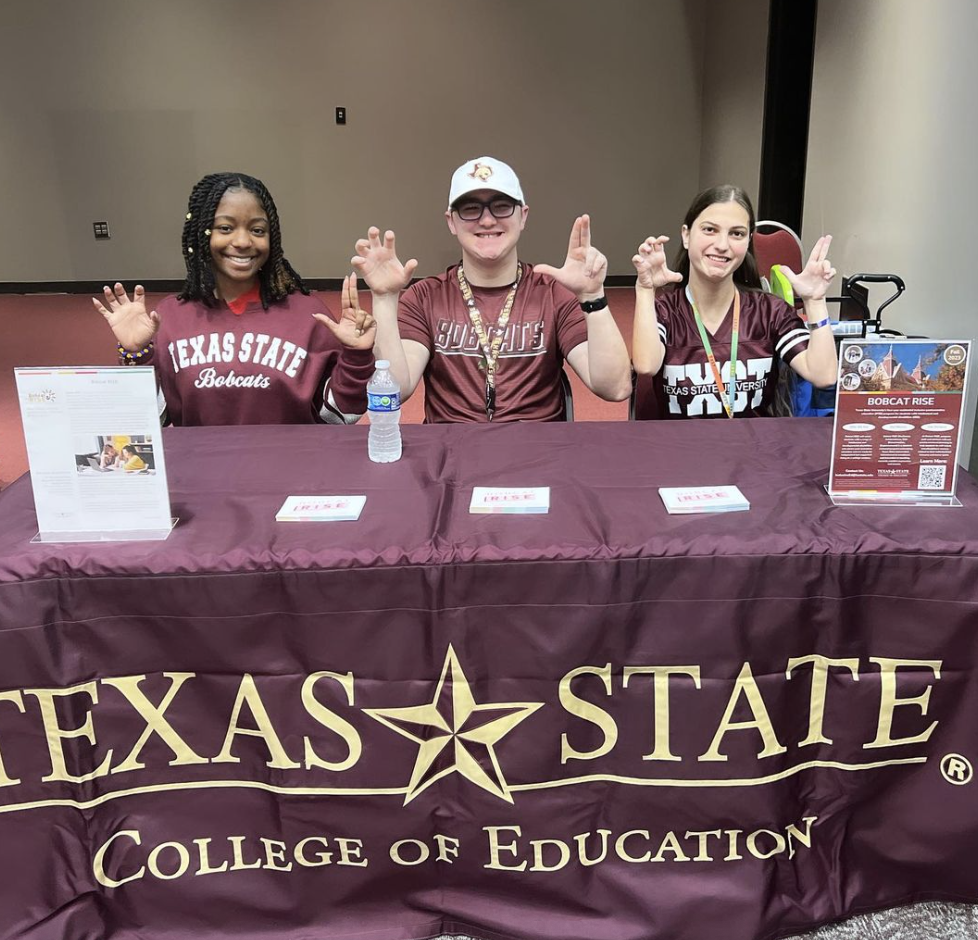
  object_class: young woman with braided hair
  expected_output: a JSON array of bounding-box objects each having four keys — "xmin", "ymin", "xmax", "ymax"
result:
[{"xmin": 93, "ymin": 172, "xmax": 375, "ymax": 426}]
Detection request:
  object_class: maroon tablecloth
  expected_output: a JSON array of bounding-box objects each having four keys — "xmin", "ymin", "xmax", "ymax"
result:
[{"xmin": 0, "ymin": 418, "xmax": 976, "ymax": 940}]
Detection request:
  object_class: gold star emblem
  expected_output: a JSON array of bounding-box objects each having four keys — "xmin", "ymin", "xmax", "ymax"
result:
[{"xmin": 364, "ymin": 645, "xmax": 542, "ymax": 805}]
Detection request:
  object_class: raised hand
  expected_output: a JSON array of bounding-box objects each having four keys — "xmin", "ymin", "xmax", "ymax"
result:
[
  {"xmin": 535, "ymin": 215, "xmax": 608, "ymax": 301},
  {"xmin": 91, "ymin": 283, "xmax": 160, "ymax": 350},
  {"xmin": 313, "ymin": 274, "xmax": 377, "ymax": 351},
  {"xmin": 780, "ymin": 235, "xmax": 836, "ymax": 301},
  {"xmin": 351, "ymin": 227, "xmax": 418, "ymax": 297},
  {"xmin": 632, "ymin": 235, "xmax": 683, "ymax": 290}
]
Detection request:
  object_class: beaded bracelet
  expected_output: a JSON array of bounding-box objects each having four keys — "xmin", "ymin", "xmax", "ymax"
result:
[{"xmin": 118, "ymin": 341, "xmax": 154, "ymax": 365}]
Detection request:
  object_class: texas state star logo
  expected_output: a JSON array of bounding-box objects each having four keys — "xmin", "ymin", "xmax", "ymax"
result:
[{"xmin": 365, "ymin": 645, "xmax": 542, "ymax": 805}]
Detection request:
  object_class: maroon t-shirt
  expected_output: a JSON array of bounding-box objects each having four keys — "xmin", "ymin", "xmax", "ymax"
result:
[
  {"xmin": 398, "ymin": 264, "xmax": 589, "ymax": 423},
  {"xmin": 637, "ymin": 287, "xmax": 809, "ymax": 419},
  {"xmin": 145, "ymin": 292, "xmax": 374, "ymax": 426}
]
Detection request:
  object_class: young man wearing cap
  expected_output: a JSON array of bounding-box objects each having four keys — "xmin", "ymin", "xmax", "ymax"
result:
[{"xmin": 352, "ymin": 156, "xmax": 632, "ymax": 422}]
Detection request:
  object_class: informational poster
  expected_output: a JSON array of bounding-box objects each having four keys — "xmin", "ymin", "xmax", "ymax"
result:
[
  {"xmin": 14, "ymin": 366, "xmax": 173, "ymax": 540},
  {"xmin": 828, "ymin": 340, "xmax": 971, "ymax": 503}
]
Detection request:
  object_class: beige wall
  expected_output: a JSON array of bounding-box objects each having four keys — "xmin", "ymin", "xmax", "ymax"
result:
[
  {"xmin": 698, "ymin": 0, "xmax": 768, "ymax": 197},
  {"xmin": 805, "ymin": 0, "xmax": 978, "ymax": 463},
  {"xmin": 0, "ymin": 0, "xmax": 732, "ymax": 284}
]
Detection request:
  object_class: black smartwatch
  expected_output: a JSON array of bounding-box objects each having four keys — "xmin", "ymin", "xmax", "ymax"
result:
[{"xmin": 579, "ymin": 296, "xmax": 608, "ymax": 314}]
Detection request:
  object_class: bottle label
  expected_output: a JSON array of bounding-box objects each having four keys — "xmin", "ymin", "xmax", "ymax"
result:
[{"xmin": 368, "ymin": 391, "xmax": 401, "ymax": 412}]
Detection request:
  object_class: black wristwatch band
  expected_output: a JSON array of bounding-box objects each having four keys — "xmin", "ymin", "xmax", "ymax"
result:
[{"xmin": 579, "ymin": 296, "xmax": 608, "ymax": 314}]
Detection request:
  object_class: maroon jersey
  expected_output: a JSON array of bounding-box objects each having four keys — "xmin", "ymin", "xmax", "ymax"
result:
[
  {"xmin": 398, "ymin": 264, "xmax": 589, "ymax": 423},
  {"xmin": 143, "ymin": 292, "xmax": 373, "ymax": 426},
  {"xmin": 639, "ymin": 287, "xmax": 809, "ymax": 419}
]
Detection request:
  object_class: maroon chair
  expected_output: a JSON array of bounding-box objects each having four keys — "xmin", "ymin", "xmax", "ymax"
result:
[
  {"xmin": 753, "ymin": 221, "xmax": 806, "ymax": 319},
  {"xmin": 753, "ymin": 221, "xmax": 804, "ymax": 290}
]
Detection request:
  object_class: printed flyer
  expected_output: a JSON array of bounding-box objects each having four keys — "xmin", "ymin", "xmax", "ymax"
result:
[
  {"xmin": 14, "ymin": 366, "xmax": 173, "ymax": 540},
  {"xmin": 828, "ymin": 340, "xmax": 971, "ymax": 501}
]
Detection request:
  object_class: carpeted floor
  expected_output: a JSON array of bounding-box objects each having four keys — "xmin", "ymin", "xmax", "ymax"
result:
[
  {"xmin": 434, "ymin": 899, "xmax": 978, "ymax": 939},
  {"xmin": 800, "ymin": 900, "xmax": 978, "ymax": 938}
]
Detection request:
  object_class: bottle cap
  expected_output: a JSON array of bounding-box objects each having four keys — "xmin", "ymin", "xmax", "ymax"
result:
[{"xmin": 375, "ymin": 360, "xmax": 390, "ymax": 369}]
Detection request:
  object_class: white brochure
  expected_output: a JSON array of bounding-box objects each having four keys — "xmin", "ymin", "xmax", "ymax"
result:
[
  {"xmin": 14, "ymin": 366, "xmax": 173, "ymax": 541},
  {"xmin": 469, "ymin": 487, "xmax": 550, "ymax": 514},
  {"xmin": 658, "ymin": 485, "xmax": 750, "ymax": 514},
  {"xmin": 276, "ymin": 495, "xmax": 367, "ymax": 522}
]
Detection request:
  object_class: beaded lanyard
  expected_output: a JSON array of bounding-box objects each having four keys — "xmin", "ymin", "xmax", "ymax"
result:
[
  {"xmin": 685, "ymin": 285, "xmax": 741, "ymax": 418},
  {"xmin": 457, "ymin": 263, "xmax": 523, "ymax": 421}
]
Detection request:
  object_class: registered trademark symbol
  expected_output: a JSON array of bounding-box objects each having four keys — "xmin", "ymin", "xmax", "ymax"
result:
[{"xmin": 940, "ymin": 753, "xmax": 973, "ymax": 785}]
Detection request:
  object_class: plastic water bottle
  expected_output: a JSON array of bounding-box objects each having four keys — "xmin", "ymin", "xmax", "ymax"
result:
[{"xmin": 367, "ymin": 360, "xmax": 402, "ymax": 463}]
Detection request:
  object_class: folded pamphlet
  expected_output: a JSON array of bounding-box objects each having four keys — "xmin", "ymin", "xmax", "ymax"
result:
[
  {"xmin": 276, "ymin": 495, "xmax": 366, "ymax": 522},
  {"xmin": 469, "ymin": 487, "xmax": 550, "ymax": 514},
  {"xmin": 658, "ymin": 485, "xmax": 749, "ymax": 514}
]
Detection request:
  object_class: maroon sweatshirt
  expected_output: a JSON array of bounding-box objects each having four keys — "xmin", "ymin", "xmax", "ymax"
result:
[{"xmin": 139, "ymin": 292, "xmax": 373, "ymax": 426}]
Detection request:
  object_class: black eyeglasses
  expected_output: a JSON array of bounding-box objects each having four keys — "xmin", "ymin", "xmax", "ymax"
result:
[{"xmin": 453, "ymin": 197, "xmax": 520, "ymax": 222}]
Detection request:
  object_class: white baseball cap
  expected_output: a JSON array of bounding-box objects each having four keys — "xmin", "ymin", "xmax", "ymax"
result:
[{"xmin": 448, "ymin": 156, "xmax": 524, "ymax": 207}]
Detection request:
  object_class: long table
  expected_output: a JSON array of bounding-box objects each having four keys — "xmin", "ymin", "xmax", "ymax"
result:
[{"xmin": 0, "ymin": 419, "xmax": 976, "ymax": 940}]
